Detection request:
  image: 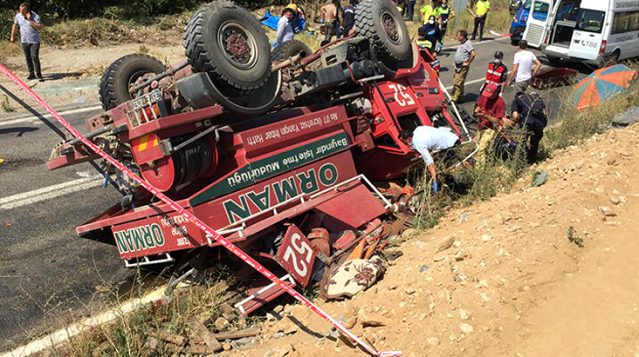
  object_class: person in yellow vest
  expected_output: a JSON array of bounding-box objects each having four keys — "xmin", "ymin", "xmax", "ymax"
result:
[
  {"xmin": 420, "ymin": 0, "xmax": 439, "ymax": 25},
  {"xmin": 434, "ymin": 0, "xmax": 455, "ymax": 43},
  {"xmin": 471, "ymin": 0, "xmax": 490, "ymax": 41}
]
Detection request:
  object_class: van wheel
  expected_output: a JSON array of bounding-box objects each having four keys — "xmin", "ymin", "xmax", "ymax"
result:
[
  {"xmin": 604, "ymin": 51, "xmax": 620, "ymax": 67},
  {"xmin": 546, "ymin": 56, "xmax": 562, "ymax": 66}
]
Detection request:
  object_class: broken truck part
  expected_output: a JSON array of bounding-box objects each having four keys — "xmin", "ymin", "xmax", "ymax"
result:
[{"xmin": 45, "ymin": 0, "xmax": 471, "ymax": 317}]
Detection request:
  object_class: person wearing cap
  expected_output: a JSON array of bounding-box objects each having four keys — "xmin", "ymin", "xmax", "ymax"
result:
[
  {"xmin": 285, "ymin": 3, "xmax": 306, "ymax": 33},
  {"xmin": 398, "ymin": 126, "xmax": 460, "ymax": 194},
  {"xmin": 506, "ymin": 40, "xmax": 542, "ymax": 94},
  {"xmin": 474, "ymin": 81, "xmax": 507, "ymax": 141},
  {"xmin": 471, "ymin": 0, "xmax": 490, "ymax": 41},
  {"xmin": 274, "ymin": 7, "xmax": 295, "ymax": 49},
  {"xmin": 417, "ymin": 15, "xmax": 443, "ymax": 54},
  {"xmin": 480, "ymin": 51, "xmax": 508, "ymax": 95}
]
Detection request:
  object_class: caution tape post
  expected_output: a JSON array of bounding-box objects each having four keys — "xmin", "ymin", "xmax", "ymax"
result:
[{"xmin": 0, "ymin": 64, "xmax": 401, "ymax": 357}]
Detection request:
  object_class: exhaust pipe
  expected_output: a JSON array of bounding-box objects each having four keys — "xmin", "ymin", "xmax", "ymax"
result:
[{"xmin": 271, "ymin": 51, "xmax": 307, "ymax": 72}]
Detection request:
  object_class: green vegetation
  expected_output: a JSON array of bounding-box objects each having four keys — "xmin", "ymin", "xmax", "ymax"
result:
[{"xmin": 412, "ymin": 79, "xmax": 639, "ymax": 231}]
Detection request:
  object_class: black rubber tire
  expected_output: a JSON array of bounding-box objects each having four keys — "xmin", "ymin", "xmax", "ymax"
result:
[
  {"xmin": 98, "ymin": 54, "xmax": 166, "ymax": 110},
  {"xmin": 547, "ymin": 56, "xmax": 562, "ymax": 66},
  {"xmin": 272, "ymin": 39, "xmax": 312, "ymax": 62},
  {"xmin": 355, "ymin": 0, "xmax": 412, "ymax": 70},
  {"xmin": 184, "ymin": 1, "xmax": 271, "ymax": 95}
]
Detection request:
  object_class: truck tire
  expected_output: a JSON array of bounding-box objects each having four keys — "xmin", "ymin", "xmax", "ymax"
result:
[
  {"xmin": 355, "ymin": 0, "xmax": 412, "ymax": 70},
  {"xmin": 184, "ymin": 1, "xmax": 271, "ymax": 95},
  {"xmin": 99, "ymin": 54, "xmax": 166, "ymax": 110},
  {"xmin": 272, "ymin": 40, "xmax": 312, "ymax": 62}
]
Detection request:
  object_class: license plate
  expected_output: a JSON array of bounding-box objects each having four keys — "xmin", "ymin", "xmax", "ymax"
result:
[{"xmin": 276, "ymin": 224, "xmax": 317, "ymax": 287}]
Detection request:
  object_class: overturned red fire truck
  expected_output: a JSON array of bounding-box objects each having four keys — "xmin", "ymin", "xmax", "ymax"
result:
[{"xmin": 47, "ymin": 0, "xmax": 470, "ymax": 313}]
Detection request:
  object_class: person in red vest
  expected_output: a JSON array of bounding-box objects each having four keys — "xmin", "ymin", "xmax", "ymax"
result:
[
  {"xmin": 474, "ymin": 81, "xmax": 510, "ymax": 144},
  {"xmin": 480, "ymin": 51, "xmax": 508, "ymax": 96}
]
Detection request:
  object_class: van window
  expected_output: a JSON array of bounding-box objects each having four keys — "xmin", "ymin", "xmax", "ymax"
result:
[
  {"xmin": 532, "ymin": 2, "xmax": 549, "ymax": 21},
  {"xmin": 576, "ymin": 9, "xmax": 605, "ymax": 33},
  {"xmin": 612, "ymin": 11, "xmax": 639, "ymax": 34}
]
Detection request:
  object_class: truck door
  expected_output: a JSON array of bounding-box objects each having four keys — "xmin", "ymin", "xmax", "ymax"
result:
[
  {"xmin": 523, "ymin": 0, "xmax": 553, "ymax": 47},
  {"xmin": 569, "ymin": 8, "xmax": 607, "ymax": 61}
]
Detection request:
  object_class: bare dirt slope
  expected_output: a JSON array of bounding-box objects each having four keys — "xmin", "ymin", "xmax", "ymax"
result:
[{"xmin": 230, "ymin": 125, "xmax": 639, "ymax": 357}]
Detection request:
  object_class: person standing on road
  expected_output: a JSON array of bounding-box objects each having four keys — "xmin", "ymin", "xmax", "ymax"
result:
[
  {"xmin": 435, "ymin": 0, "xmax": 455, "ymax": 45},
  {"xmin": 399, "ymin": 126, "xmax": 460, "ymax": 194},
  {"xmin": 510, "ymin": 91, "xmax": 547, "ymax": 163},
  {"xmin": 471, "ymin": 0, "xmax": 490, "ymax": 41},
  {"xmin": 480, "ymin": 50, "xmax": 508, "ymax": 95},
  {"xmin": 451, "ymin": 30, "xmax": 476, "ymax": 103},
  {"xmin": 320, "ymin": 0, "xmax": 341, "ymax": 46},
  {"xmin": 406, "ymin": 0, "xmax": 417, "ymax": 21},
  {"xmin": 506, "ymin": 40, "xmax": 541, "ymax": 93},
  {"xmin": 273, "ymin": 7, "xmax": 295, "ymax": 49},
  {"xmin": 10, "ymin": 2, "xmax": 44, "ymax": 81}
]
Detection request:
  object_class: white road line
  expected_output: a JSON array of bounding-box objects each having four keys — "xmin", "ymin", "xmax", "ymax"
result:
[
  {"xmin": 0, "ymin": 105, "xmax": 102, "ymax": 127},
  {"xmin": 444, "ymin": 76, "xmax": 487, "ymax": 91},
  {"xmin": 442, "ymin": 35, "xmax": 509, "ymax": 50},
  {"xmin": 0, "ymin": 177, "xmax": 102, "ymax": 210},
  {"xmin": 1, "ymin": 285, "xmax": 182, "ymax": 357}
]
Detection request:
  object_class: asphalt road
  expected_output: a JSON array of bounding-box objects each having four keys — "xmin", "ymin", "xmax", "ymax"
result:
[{"xmin": 0, "ymin": 36, "xmax": 589, "ymax": 352}]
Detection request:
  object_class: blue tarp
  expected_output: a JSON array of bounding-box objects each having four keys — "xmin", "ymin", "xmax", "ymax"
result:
[{"xmin": 260, "ymin": 10, "xmax": 306, "ymax": 33}]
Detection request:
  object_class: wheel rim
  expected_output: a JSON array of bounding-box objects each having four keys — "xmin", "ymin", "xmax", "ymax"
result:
[
  {"xmin": 218, "ymin": 21, "xmax": 258, "ymax": 70},
  {"xmin": 381, "ymin": 10, "xmax": 403, "ymax": 46}
]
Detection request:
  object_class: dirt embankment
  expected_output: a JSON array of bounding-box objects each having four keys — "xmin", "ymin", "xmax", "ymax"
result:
[{"xmin": 228, "ymin": 125, "xmax": 639, "ymax": 357}]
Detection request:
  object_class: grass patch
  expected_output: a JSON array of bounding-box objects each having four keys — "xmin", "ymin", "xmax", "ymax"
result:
[
  {"xmin": 36, "ymin": 12, "xmax": 191, "ymax": 48},
  {"xmin": 411, "ymin": 75, "xmax": 639, "ymax": 231}
]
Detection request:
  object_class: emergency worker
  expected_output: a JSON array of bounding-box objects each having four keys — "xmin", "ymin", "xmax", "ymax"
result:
[
  {"xmin": 340, "ymin": 0, "xmax": 358, "ymax": 38},
  {"xmin": 420, "ymin": 0, "xmax": 439, "ymax": 25},
  {"xmin": 480, "ymin": 51, "xmax": 508, "ymax": 95},
  {"xmin": 474, "ymin": 81, "xmax": 507, "ymax": 145},
  {"xmin": 434, "ymin": 0, "xmax": 455, "ymax": 43},
  {"xmin": 417, "ymin": 15, "xmax": 443, "ymax": 54},
  {"xmin": 399, "ymin": 126, "xmax": 460, "ymax": 194},
  {"xmin": 510, "ymin": 91, "xmax": 547, "ymax": 163},
  {"xmin": 471, "ymin": 0, "xmax": 490, "ymax": 41}
]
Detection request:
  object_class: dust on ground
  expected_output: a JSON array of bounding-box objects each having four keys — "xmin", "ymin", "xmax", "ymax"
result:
[{"xmin": 227, "ymin": 125, "xmax": 639, "ymax": 357}]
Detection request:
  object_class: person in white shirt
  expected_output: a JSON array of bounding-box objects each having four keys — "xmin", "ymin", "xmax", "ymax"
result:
[
  {"xmin": 399, "ymin": 126, "xmax": 460, "ymax": 193},
  {"xmin": 273, "ymin": 7, "xmax": 295, "ymax": 49},
  {"xmin": 506, "ymin": 40, "xmax": 541, "ymax": 93}
]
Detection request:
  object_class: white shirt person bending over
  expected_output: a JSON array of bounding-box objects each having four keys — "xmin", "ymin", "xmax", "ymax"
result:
[
  {"xmin": 507, "ymin": 40, "xmax": 541, "ymax": 93},
  {"xmin": 399, "ymin": 126, "xmax": 460, "ymax": 193}
]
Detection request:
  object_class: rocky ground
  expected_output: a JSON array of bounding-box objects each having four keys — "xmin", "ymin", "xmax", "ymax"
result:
[{"xmin": 223, "ymin": 125, "xmax": 639, "ymax": 357}]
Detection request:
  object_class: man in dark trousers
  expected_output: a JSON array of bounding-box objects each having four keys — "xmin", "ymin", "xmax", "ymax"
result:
[
  {"xmin": 510, "ymin": 91, "xmax": 547, "ymax": 163},
  {"xmin": 417, "ymin": 15, "xmax": 443, "ymax": 54},
  {"xmin": 10, "ymin": 2, "xmax": 44, "ymax": 81},
  {"xmin": 340, "ymin": 0, "xmax": 358, "ymax": 38}
]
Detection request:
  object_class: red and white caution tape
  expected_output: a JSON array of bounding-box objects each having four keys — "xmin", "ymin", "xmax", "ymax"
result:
[{"xmin": 0, "ymin": 64, "xmax": 401, "ymax": 357}]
